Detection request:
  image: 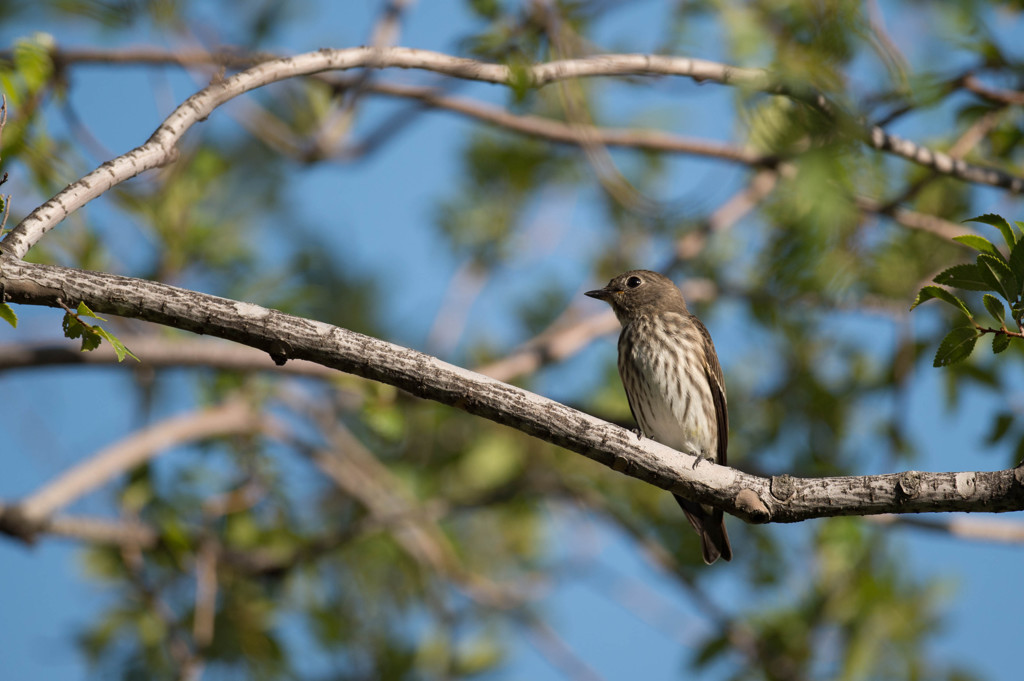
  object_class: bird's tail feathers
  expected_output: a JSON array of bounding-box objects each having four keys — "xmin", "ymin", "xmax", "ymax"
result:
[{"xmin": 674, "ymin": 494, "xmax": 732, "ymax": 564}]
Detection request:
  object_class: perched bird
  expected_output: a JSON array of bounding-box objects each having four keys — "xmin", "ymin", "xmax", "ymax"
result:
[{"xmin": 586, "ymin": 269, "xmax": 732, "ymax": 564}]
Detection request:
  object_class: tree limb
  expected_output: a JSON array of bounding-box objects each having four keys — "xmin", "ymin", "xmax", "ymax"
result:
[
  {"xmin": 17, "ymin": 398, "xmax": 265, "ymax": 524},
  {"xmin": 2, "ymin": 256, "xmax": 1023, "ymax": 522},
  {"xmin": 0, "ymin": 335, "xmax": 339, "ymax": 377},
  {"xmin": 5, "ymin": 47, "xmax": 1022, "ymax": 259}
]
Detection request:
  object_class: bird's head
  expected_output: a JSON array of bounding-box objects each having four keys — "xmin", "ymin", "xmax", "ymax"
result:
[{"xmin": 585, "ymin": 269, "xmax": 688, "ymax": 323}]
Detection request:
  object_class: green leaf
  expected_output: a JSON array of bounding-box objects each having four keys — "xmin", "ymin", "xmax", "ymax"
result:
[
  {"xmin": 62, "ymin": 313, "xmax": 84, "ymax": 339},
  {"xmin": 932, "ymin": 263, "xmax": 991, "ymax": 291},
  {"xmin": 95, "ymin": 327, "xmax": 140, "ymax": 362},
  {"xmin": 910, "ymin": 285, "xmax": 972, "ymax": 319},
  {"xmin": 1013, "ymin": 302, "xmax": 1024, "ymax": 325},
  {"xmin": 978, "ymin": 253, "xmax": 1018, "ymax": 301},
  {"xmin": 993, "ymin": 333, "xmax": 1012, "ymax": 354},
  {"xmin": 983, "ymin": 294, "xmax": 1007, "ymax": 324},
  {"xmin": 965, "ymin": 213, "xmax": 1016, "ymax": 249},
  {"xmin": 953, "ymin": 234, "xmax": 1002, "ymax": 258},
  {"xmin": 1009, "ymin": 239, "xmax": 1024, "ymax": 294},
  {"xmin": 79, "ymin": 328, "xmax": 102, "ymax": 352},
  {"xmin": 76, "ymin": 301, "xmax": 106, "ymax": 321},
  {"xmin": 0, "ymin": 302, "xmax": 16, "ymax": 328},
  {"xmin": 933, "ymin": 327, "xmax": 979, "ymax": 367}
]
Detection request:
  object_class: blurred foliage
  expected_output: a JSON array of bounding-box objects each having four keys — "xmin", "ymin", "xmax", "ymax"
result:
[{"xmin": 0, "ymin": 1, "xmax": 1022, "ymax": 681}]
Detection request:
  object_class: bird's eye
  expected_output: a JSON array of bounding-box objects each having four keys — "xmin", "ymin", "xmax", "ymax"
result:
[{"xmin": 626, "ymin": 275, "xmax": 642, "ymax": 289}]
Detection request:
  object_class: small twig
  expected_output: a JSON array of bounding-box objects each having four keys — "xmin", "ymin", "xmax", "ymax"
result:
[
  {"xmin": 962, "ymin": 74, "xmax": 1024, "ymax": 107},
  {"xmin": 0, "ymin": 95, "xmax": 9, "ymax": 235},
  {"xmin": 974, "ymin": 324, "xmax": 1024, "ymax": 339},
  {"xmin": 0, "ymin": 93, "xmax": 7, "ymax": 154}
]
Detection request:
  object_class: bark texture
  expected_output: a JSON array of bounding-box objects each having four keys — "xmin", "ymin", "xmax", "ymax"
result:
[{"xmin": 3, "ymin": 256, "xmax": 1023, "ymax": 523}]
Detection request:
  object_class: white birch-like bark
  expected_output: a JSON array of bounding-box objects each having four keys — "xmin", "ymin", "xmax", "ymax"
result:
[
  {"xmin": 2, "ymin": 257, "xmax": 1022, "ymax": 523},
  {"xmin": 3, "ymin": 48, "xmax": 1021, "ymax": 259}
]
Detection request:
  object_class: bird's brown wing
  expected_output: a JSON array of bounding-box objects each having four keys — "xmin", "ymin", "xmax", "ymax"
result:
[
  {"xmin": 690, "ymin": 315, "xmax": 728, "ymax": 467},
  {"xmin": 616, "ymin": 329, "xmax": 644, "ymax": 434}
]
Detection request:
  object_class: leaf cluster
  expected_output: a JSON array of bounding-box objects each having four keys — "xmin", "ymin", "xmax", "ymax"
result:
[
  {"xmin": 911, "ymin": 214, "xmax": 1024, "ymax": 366},
  {"xmin": 61, "ymin": 301, "xmax": 138, "ymax": 362}
]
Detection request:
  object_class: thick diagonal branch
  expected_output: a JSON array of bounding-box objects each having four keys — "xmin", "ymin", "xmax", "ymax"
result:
[{"xmin": 2, "ymin": 257, "xmax": 1023, "ymax": 522}]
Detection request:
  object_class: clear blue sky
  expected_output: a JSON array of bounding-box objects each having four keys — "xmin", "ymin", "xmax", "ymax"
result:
[{"xmin": 1, "ymin": 2, "xmax": 1022, "ymax": 679}]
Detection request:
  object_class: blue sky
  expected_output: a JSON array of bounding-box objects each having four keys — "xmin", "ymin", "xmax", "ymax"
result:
[{"xmin": 1, "ymin": 2, "xmax": 1023, "ymax": 679}]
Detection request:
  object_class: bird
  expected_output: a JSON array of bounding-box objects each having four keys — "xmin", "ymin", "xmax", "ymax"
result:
[{"xmin": 585, "ymin": 269, "xmax": 732, "ymax": 564}]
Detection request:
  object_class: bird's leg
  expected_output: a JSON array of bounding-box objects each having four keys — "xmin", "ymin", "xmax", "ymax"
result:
[{"xmin": 690, "ymin": 452, "xmax": 710, "ymax": 470}]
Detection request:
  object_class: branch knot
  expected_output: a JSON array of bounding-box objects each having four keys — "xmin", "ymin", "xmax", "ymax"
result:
[
  {"xmin": 896, "ymin": 471, "xmax": 922, "ymax": 500},
  {"xmin": 769, "ymin": 474, "xmax": 796, "ymax": 501}
]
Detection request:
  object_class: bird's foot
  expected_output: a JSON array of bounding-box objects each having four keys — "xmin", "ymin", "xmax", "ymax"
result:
[{"xmin": 691, "ymin": 454, "xmax": 709, "ymax": 470}]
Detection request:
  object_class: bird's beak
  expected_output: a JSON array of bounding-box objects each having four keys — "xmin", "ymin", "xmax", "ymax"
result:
[{"xmin": 584, "ymin": 286, "xmax": 616, "ymax": 301}]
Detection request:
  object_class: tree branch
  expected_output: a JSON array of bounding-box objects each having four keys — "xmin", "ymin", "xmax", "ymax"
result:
[
  {"xmin": 5, "ymin": 47, "xmax": 1022, "ymax": 259},
  {"xmin": 0, "ymin": 503, "xmax": 158, "ymax": 546},
  {"xmin": 16, "ymin": 399, "xmax": 265, "ymax": 524},
  {"xmin": 2, "ymin": 257, "xmax": 1023, "ymax": 522},
  {"xmin": 0, "ymin": 336, "xmax": 338, "ymax": 377}
]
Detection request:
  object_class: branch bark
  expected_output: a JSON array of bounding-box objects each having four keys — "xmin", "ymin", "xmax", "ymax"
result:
[
  {"xmin": 4, "ymin": 47, "xmax": 1022, "ymax": 259},
  {"xmin": 2, "ymin": 256, "xmax": 1023, "ymax": 522}
]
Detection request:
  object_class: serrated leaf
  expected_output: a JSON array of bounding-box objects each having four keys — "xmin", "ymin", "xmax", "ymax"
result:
[
  {"xmin": 993, "ymin": 333, "xmax": 1012, "ymax": 354},
  {"xmin": 974, "ymin": 256, "xmax": 1005, "ymax": 296},
  {"xmin": 1013, "ymin": 302, "xmax": 1024, "ymax": 325},
  {"xmin": 983, "ymin": 294, "xmax": 1006, "ymax": 324},
  {"xmin": 0, "ymin": 302, "xmax": 16, "ymax": 328},
  {"xmin": 932, "ymin": 263, "xmax": 991, "ymax": 291},
  {"xmin": 953, "ymin": 234, "xmax": 1002, "ymax": 258},
  {"xmin": 62, "ymin": 313, "xmax": 84, "ymax": 339},
  {"xmin": 965, "ymin": 213, "xmax": 1016, "ymax": 249},
  {"xmin": 95, "ymin": 327, "xmax": 140, "ymax": 362},
  {"xmin": 79, "ymin": 328, "xmax": 102, "ymax": 352},
  {"xmin": 1009, "ymin": 239, "xmax": 1024, "ymax": 294},
  {"xmin": 978, "ymin": 253, "xmax": 1018, "ymax": 300},
  {"xmin": 76, "ymin": 301, "xmax": 106, "ymax": 321},
  {"xmin": 933, "ymin": 326, "xmax": 979, "ymax": 367},
  {"xmin": 910, "ymin": 285, "xmax": 972, "ymax": 318}
]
